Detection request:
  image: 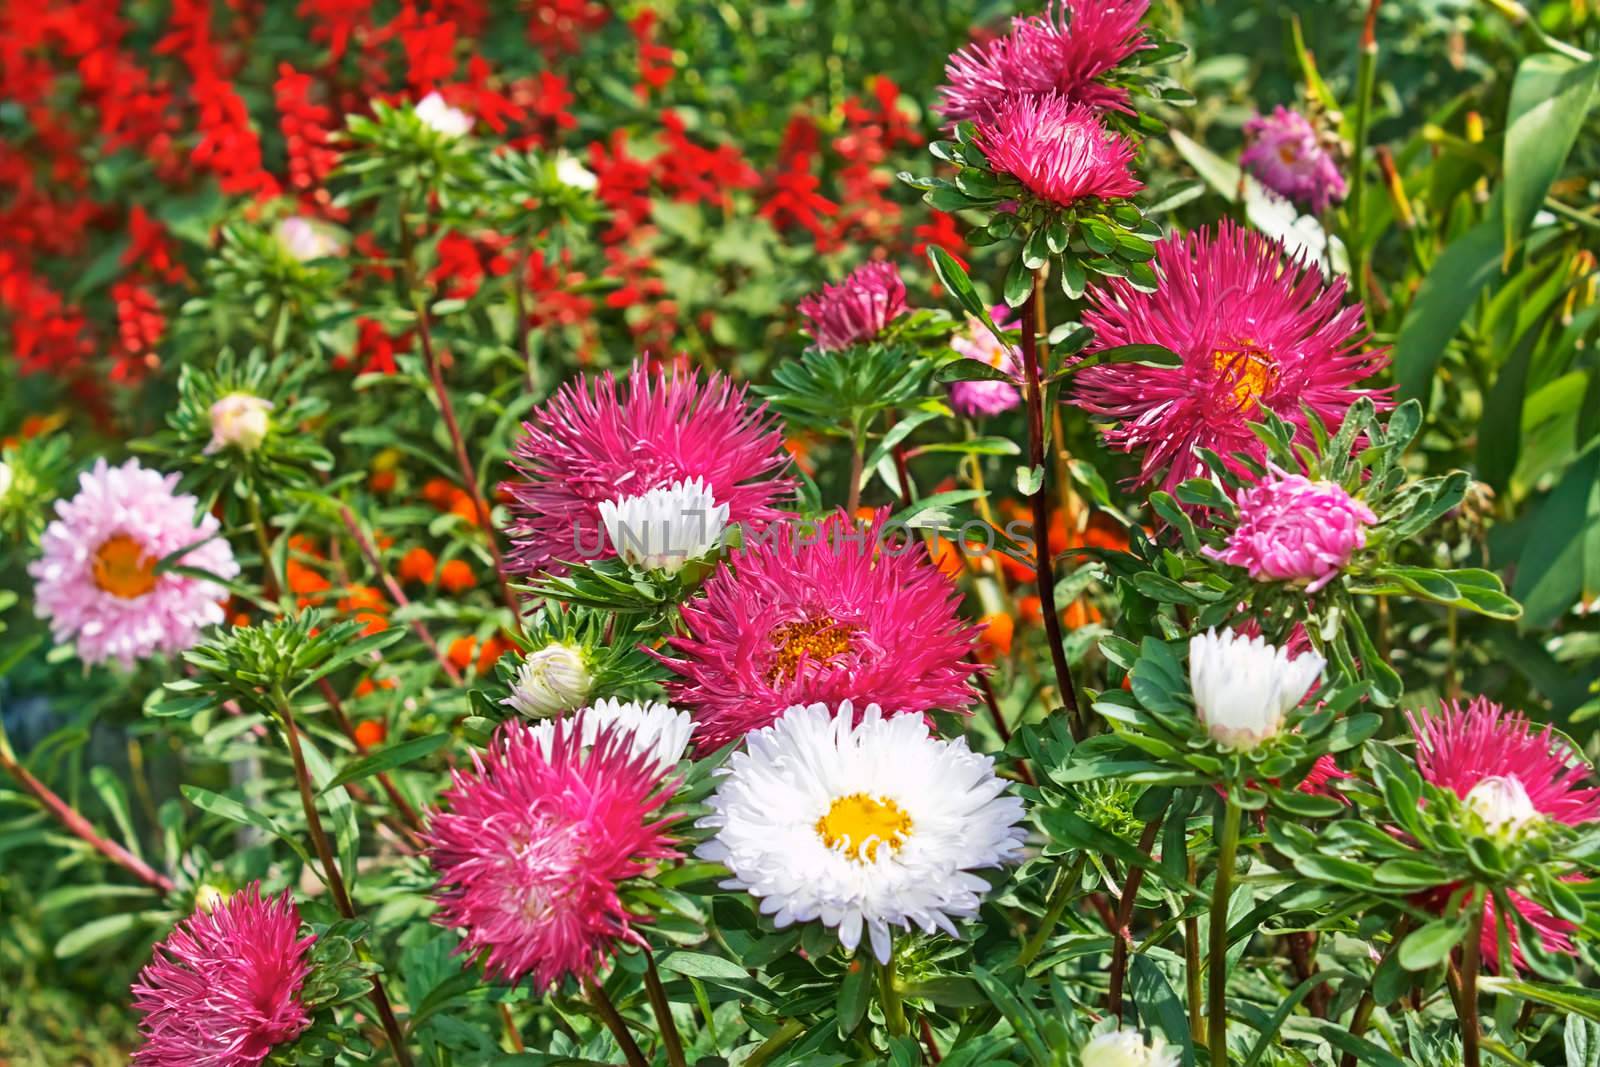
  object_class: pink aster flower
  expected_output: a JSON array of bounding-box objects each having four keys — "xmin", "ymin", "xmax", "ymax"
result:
[
  {"xmin": 131, "ymin": 884, "xmax": 314, "ymax": 1066},
  {"xmin": 1409, "ymin": 697, "xmax": 1600, "ymax": 973},
  {"xmin": 977, "ymin": 93, "xmax": 1142, "ymax": 209},
  {"xmin": 798, "ymin": 261, "xmax": 908, "ymax": 351},
  {"xmin": 505, "ymin": 362, "xmax": 792, "ymax": 574},
  {"xmin": 424, "ymin": 714, "xmax": 681, "ymax": 991},
  {"xmin": 938, "ymin": 0, "xmax": 1150, "ymax": 124},
  {"xmin": 1409, "ymin": 697, "xmax": 1600, "ymax": 829},
  {"xmin": 1241, "ymin": 107, "xmax": 1348, "ymax": 215},
  {"xmin": 949, "ymin": 306, "xmax": 1022, "ymax": 418},
  {"xmin": 29, "ymin": 458, "xmax": 239, "ymax": 669},
  {"xmin": 1205, "ymin": 469, "xmax": 1377, "ymax": 592},
  {"xmin": 656, "ymin": 510, "xmax": 980, "ymax": 753},
  {"xmin": 1070, "ymin": 222, "xmax": 1391, "ymax": 493}
]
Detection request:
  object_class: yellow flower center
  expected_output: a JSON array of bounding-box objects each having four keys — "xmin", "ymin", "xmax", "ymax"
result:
[
  {"xmin": 1211, "ymin": 341, "xmax": 1278, "ymax": 412},
  {"xmin": 92, "ymin": 534, "xmax": 159, "ymax": 599},
  {"xmin": 1277, "ymin": 144, "xmax": 1300, "ymax": 165},
  {"xmin": 816, "ymin": 793, "xmax": 912, "ymax": 863},
  {"xmin": 764, "ymin": 615, "xmax": 857, "ymax": 685}
]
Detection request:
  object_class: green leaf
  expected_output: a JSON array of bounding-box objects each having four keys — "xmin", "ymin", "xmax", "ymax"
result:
[
  {"xmin": 927, "ymin": 247, "xmax": 994, "ymax": 331},
  {"xmin": 55, "ymin": 912, "xmax": 143, "ymax": 959},
  {"xmin": 319, "ymin": 733, "xmax": 449, "ymax": 794},
  {"xmin": 1399, "ymin": 917, "xmax": 1468, "ymax": 971},
  {"xmin": 1503, "ymin": 55, "xmax": 1600, "ymax": 256},
  {"xmin": 1394, "ymin": 208, "xmax": 1504, "ymax": 405},
  {"xmin": 181, "ymin": 786, "xmax": 316, "ymax": 869},
  {"xmin": 1478, "ymin": 323, "xmax": 1542, "ymax": 492},
  {"xmin": 1482, "ymin": 977, "xmax": 1600, "ymax": 1023},
  {"xmin": 655, "ymin": 950, "xmax": 749, "ymax": 981}
]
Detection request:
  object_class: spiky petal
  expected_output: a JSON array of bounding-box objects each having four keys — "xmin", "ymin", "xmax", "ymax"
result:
[
  {"xmin": 423, "ymin": 714, "xmax": 680, "ymax": 991},
  {"xmin": 1070, "ymin": 222, "xmax": 1390, "ymax": 493},
  {"xmin": 938, "ymin": 0, "xmax": 1150, "ymax": 124},
  {"xmin": 1408, "ymin": 697, "xmax": 1600, "ymax": 828},
  {"xmin": 976, "ymin": 94, "xmax": 1142, "ymax": 209},
  {"xmin": 797, "ymin": 262, "xmax": 908, "ymax": 352},
  {"xmin": 505, "ymin": 362, "xmax": 792, "ymax": 574},
  {"xmin": 656, "ymin": 510, "xmax": 980, "ymax": 753},
  {"xmin": 131, "ymin": 885, "xmax": 314, "ymax": 1067}
]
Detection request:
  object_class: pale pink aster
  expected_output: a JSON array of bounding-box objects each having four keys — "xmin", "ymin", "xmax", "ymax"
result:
[
  {"xmin": 505, "ymin": 362, "xmax": 792, "ymax": 573},
  {"xmin": 656, "ymin": 510, "xmax": 980, "ymax": 754},
  {"xmin": 1409, "ymin": 697, "xmax": 1600, "ymax": 973},
  {"xmin": 1071, "ymin": 222, "xmax": 1391, "ymax": 493},
  {"xmin": 29, "ymin": 458, "xmax": 239, "ymax": 669},
  {"xmin": 1204, "ymin": 469, "xmax": 1377, "ymax": 592},
  {"xmin": 424, "ymin": 714, "xmax": 680, "ymax": 991},
  {"xmin": 1241, "ymin": 107, "xmax": 1348, "ymax": 215},
  {"xmin": 131, "ymin": 884, "xmax": 314, "ymax": 1066},
  {"xmin": 949, "ymin": 305, "xmax": 1022, "ymax": 418},
  {"xmin": 977, "ymin": 93, "xmax": 1142, "ymax": 209},
  {"xmin": 798, "ymin": 262, "xmax": 908, "ymax": 351},
  {"xmin": 938, "ymin": 0, "xmax": 1150, "ymax": 124}
]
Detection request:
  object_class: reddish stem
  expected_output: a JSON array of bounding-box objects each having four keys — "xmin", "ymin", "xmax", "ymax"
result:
[{"xmin": 338, "ymin": 504, "xmax": 464, "ymax": 686}]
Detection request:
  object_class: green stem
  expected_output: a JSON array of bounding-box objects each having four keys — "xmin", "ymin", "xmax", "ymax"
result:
[
  {"xmin": 845, "ymin": 425, "xmax": 866, "ymax": 516},
  {"xmin": 1461, "ymin": 901, "xmax": 1484, "ymax": 1067},
  {"xmin": 1018, "ymin": 854, "xmax": 1087, "ymax": 969},
  {"xmin": 248, "ymin": 490, "xmax": 279, "ymax": 602},
  {"xmin": 1186, "ymin": 856, "xmax": 1204, "ymax": 1047},
  {"xmin": 1207, "ymin": 798, "xmax": 1243, "ymax": 1065},
  {"xmin": 643, "ymin": 948, "xmax": 689, "ymax": 1067},
  {"xmin": 1338, "ymin": 915, "xmax": 1412, "ymax": 1067},
  {"xmin": 878, "ymin": 956, "xmax": 908, "ymax": 1038},
  {"xmin": 584, "ymin": 976, "xmax": 649, "ymax": 1067},
  {"xmin": 745, "ymin": 1019, "xmax": 806, "ymax": 1067},
  {"xmin": 1348, "ymin": 0, "xmax": 1381, "ymax": 309}
]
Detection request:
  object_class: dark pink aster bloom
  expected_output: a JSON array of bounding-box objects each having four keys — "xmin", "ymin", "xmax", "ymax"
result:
[
  {"xmin": 1409, "ymin": 697, "xmax": 1600, "ymax": 828},
  {"xmin": 1241, "ymin": 106, "xmax": 1348, "ymax": 215},
  {"xmin": 1409, "ymin": 697, "xmax": 1600, "ymax": 973},
  {"xmin": 657, "ymin": 510, "xmax": 980, "ymax": 754},
  {"xmin": 505, "ymin": 362, "xmax": 792, "ymax": 573},
  {"xmin": 798, "ymin": 261, "xmax": 908, "ymax": 351},
  {"xmin": 424, "ymin": 715, "xmax": 681, "ymax": 991},
  {"xmin": 1071, "ymin": 222, "xmax": 1390, "ymax": 493},
  {"xmin": 977, "ymin": 94, "xmax": 1141, "ymax": 210},
  {"xmin": 131, "ymin": 884, "xmax": 314, "ymax": 1066},
  {"xmin": 939, "ymin": 0, "xmax": 1150, "ymax": 124}
]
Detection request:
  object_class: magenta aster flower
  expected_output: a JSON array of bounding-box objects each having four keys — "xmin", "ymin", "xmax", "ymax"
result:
[
  {"xmin": 949, "ymin": 306, "xmax": 1022, "ymax": 418},
  {"xmin": 131, "ymin": 884, "xmax": 314, "ymax": 1066},
  {"xmin": 505, "ymin": 363, "xmax": 792, "ymax": 574},
  {"xmin": 424, "ymin": 714, "xmax": 680, "ymax": 991},
  {"xmin": 798, "ymin": 262, "xmax": 908, "ymax": 352},
  {"xmin": 29, "ymin": 458, "xmax": 239, "ymax": 669},
  {"xmin": 1409, "ymin": 697, "xmax": 1600, "ymax": 973},
  {"xmin": 1071, "ymin": 222, "xmax": 1390, "ymax": 493},
  {"xmin": 1205, "ymin": 469, "xmax": 1377, "ymax": 592},
  {"xmin": 1241, "ymin": 106, "xmax": 1348, "ymax": 215},
  {"xmin": 656, "ymin": 511, "xmax": 980, "ymax": 753},
  {"xmin": 977, "ymin": 93, "xmax": 1142, "ymax": 209},
  {"xmin": 938, "ymin": 0, "xmax": 1150, "ymax": 124}
]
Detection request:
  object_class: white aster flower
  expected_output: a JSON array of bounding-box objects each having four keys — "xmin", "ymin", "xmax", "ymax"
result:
[
  {"xmin": 1465, "ymin": 774, "xmax": 1541, "ymax": 836},
  {"xmin": 1189, "ymin": 628, "xmax": 1323, "ymax": 751},
  {"xmin": 205, "ymin": 393, "xmax": 274, "ymax": 455},
  {"xmin": 598, "ymin": 477, "xmax": 729, "ymax": 575},
  {"xmin": 528, "ymin": 698, "xmax": 692, "ymax": 776},
  {"xmin": 502, "ymin": 641, "xmax": 592, "ymax": 718},
  {"xmin": 273, "ymin": 216, "xmax": 345, "ymax": 262},
  {"xmin": 415, "ymin": 91, "xmax": 473, "ymax": 138},
  {"xmin": 555, "ymin": 152, "xmax": 598, "ymax": 192},
  {"xmin": 1080, "ymin": 1028, "xmax": 1180, "ymax": 1067},
  {"xmin": 697, "ymin": 701, "xmax": 1027, "ymax": 963}
]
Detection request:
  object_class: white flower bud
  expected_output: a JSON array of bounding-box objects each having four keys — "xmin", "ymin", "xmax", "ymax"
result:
[
  {"xmin": 503, "ymin": 641, "xmax": 592, "ymax": 718},
  {"xmin": 1189, "ymin": 628, "xmax": 1324, "ymax": 751},
  {"xmin": 415, "ymin": 91, "xmax": 473, "ymax": 138},
  {"xmin": 555, "ymin": 152, "xmax": 598, "ymax": 192},
  {"xmin": 598, "ymin": 477, "xmax": 729, "ymax": 575},
  {"xmin": 0, "ymin": 459, "xmax": 11, "ymax": 502},
  {"xmin": 273, "ymin": 216, "xmax": 344, "ymax": 262},
  {"xmin": 1465, "ymin": 774, "xmax": 1540, "ymax": 835},
  {"xmin": 205, "ymin": 393, "xmax": 274, "ymax": 455},
  {"xmin": 1081, "ymin": 1029, "xmax": 1180, "ymax": 1067}
]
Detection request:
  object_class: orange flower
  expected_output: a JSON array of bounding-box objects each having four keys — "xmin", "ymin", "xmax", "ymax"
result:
[
  {"xmin": 1062, "ymin": 600, "xmax": 1102, "ymax": 629},
  {"xmin": 338, "ymin": 584, "xmax": 388, "ymax": 635},
  {"xmin": 447, "ymin": 634, "xmax": 514, "ymax": 674},
  {"xmin": 977, "ymin": 612, "xmax": 1014, "ymax": 659},
  {"xmin": 369, "ymin": 468, "xmax": 397, "ymax": 494},
  {"xmin": 353, "ymin": 719, "xmax": 387, "ymax": 749},
  {"xmin": 397, "ymin": 546, "xmax": 437, "ymax": 585},
  {"xmin": 447, "ymin": 636, "xmax": 477, "ymax": 671},
  {"xmin": 476, "ymin": 635, "xmax": 512, "ymax": 673},
  {"xmin": 928, "ymin": 536, "xmax": 969, "ymax": 580},
  {"xmin": 421, "ymin": 477, "xmax": 457, "ymax": 509},
  {"xmin": 439, "ymin": 558, "xmax": 475, "ymax": 593},
  {"xmin": 448, "ymin": 491, "xmax": 480, "ymax": 526},
  {"xmin": 1018, "ymin": 595, "xmax": 1042, "ymax": 625}
]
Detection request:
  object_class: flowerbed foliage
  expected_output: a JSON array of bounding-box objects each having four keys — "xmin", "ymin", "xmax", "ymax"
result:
[{"xmin": 4, "ymin": 1, "xmax": 1600, "ymax": 1065}]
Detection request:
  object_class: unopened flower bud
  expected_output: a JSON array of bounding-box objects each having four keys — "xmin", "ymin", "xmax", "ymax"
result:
[
  {"xmin": 415, "ymin": 91, "xmax": 472, "ymax": 138},
  {"xmin": 503, "ymin": 641, "xmax": 592, "ymax": 718},
  {"xmin": 1081, "ymin": 1029, "xmax": 1180, "ymax": 1067},
  {"xmin": 1465, "ymin": 774, "xmax": 1540, "ymax": 836},
  {"xmin": 555, "ymin": 152, "xmax": 598, "ymax": 192},
  {"xmin": 206, "ymin": 393, "xmax": 274, "ymax": 455},
  {"xmin": 1189, "ymin": 628, "xmax": 1324, "ymax": 752}
]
